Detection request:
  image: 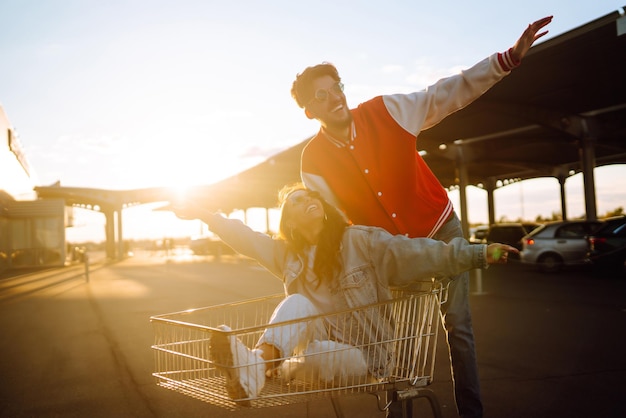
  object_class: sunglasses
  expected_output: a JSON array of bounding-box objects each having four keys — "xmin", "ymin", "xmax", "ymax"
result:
[
  {"xmin": 307, "ymin": 82, "xmax": 344, "ymax": 105},
  {"xmin": 285, "ymin": 190, "xmax": 321, "ymax": 207}
]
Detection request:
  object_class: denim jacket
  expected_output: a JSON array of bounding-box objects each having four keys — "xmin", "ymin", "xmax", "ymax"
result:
[{"xmin": 208, "ymin": 215, "xmax": 487, "ymax": 377}]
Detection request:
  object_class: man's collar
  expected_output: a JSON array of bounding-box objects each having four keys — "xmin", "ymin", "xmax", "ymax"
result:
[{"xmin": 320, "ymin": 122, "xmax": 355, "ymax": 148}]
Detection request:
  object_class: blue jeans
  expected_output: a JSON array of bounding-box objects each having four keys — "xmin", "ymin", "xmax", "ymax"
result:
[{"xmin": 433, "ymin": 213, "xmax": 482, "ymax": 418}]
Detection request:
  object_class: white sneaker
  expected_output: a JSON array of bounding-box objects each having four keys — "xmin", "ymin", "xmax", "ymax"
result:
[{"xmin": 211, "ymin": 325, "xmax": 265, "ymax": 405}]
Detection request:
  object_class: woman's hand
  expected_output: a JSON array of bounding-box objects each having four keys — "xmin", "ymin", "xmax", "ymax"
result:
[
  {"xmin": 170, "ymin": 200, "xmax": 209, "ymax": 221},
  {"xmin": 486, "ymin": 243, "xmax": 519, "ymax": 264}
]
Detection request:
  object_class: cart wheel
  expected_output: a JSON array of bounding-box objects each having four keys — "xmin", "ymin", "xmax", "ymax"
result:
[{"xmin": 391, "ymin": 387, "xmax": 443, "ymax": 418}]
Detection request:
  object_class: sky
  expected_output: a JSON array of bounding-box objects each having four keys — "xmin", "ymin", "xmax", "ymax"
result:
[{"xmin": 1, "ymin": 0, "xmax": 625, "ymax": 242}]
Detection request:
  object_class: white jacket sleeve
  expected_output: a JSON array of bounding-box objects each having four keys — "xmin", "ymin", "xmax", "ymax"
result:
[{"xmin": 382, "ymin": 53, "xmax": 508, "ymax": 136}]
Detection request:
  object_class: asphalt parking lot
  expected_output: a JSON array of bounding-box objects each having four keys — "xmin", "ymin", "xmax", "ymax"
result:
[{"xmin": 0, "ymin": 251, "xmax": 625, "ymax": 417}]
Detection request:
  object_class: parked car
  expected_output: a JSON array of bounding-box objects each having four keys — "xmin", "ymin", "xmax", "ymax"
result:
[
  {"xmin": 585, "ymin": 216, "xmax": 626, "ymax": 275},
  {"xmin": 485, "ymin": 222, "xmax": 541, "ymax": 259},
  {"xmin": 189, "ymin": 236, "xmax": 235, "ymax": 257},
  {"xmin": 469, "ymin": 225, "xmax": 489, "ymax": 244},
  {"xmin": 521, "ymin": 220, "xmax": 605, "ymax": 273}
]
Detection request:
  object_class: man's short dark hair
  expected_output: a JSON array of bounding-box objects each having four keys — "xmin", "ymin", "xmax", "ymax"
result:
[{"xmin": 291, "ymin": 62, "xmax": 341, "ymax": 108}]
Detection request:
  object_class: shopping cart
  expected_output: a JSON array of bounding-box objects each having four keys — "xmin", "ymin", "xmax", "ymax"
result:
[{"xmin": 151, "ymin": 283, "xmax": 446, "ymax": 418}]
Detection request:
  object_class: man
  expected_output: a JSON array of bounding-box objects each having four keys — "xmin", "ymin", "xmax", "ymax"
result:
[{"xmin": 291, "ymin": 16, "xmax": 553, "ymax": 418}]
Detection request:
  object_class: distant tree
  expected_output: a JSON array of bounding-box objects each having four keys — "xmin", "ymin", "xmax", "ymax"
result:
[
  {"xmin": 535, "ymin": 212, "xmax": 562, "ymax": 222},
  {"xmin": 490, "ymin": 207, "xmax": 623, "ymax": 225},
  {"xmin": 601, "ymin": 206, "xmax": 624, "ymax": 218}
]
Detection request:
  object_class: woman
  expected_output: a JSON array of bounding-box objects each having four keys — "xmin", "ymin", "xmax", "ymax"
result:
[{"xmin": 173, "ymin": 183, "xmax": 517, "ymax": 403}]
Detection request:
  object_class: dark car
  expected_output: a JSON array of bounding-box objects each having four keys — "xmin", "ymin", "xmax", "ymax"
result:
[
  {"xmin": 189, "ymin": 236, "xmax": 235, "ymax": 257},
  {"xmin": 469, "ymin": 225, "xmax": 489, "ymax": 244},
  {"xmin": 520, "ymin": 220, "xmax": 605, "ymax": 273},
  {"xmin": 585, "ymin": 216, "xmax": 626, "ymax": 275},
  {"xmin": 485, "ymin": 222, "xmax": 541, "ymax": 259}
]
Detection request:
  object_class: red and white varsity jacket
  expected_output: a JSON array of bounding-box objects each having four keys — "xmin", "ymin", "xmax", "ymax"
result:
[{"xmin": 301, "ymin": 51, "xmax": 516, "ymax": 238}]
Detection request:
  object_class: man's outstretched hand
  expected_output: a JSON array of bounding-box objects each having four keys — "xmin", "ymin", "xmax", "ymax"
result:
[{"xmin": 511, "ymin": 16, "xmax": 553, "ymax": 62}]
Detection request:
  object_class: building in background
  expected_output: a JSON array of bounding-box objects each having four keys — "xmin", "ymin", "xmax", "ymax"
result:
[{"xmin": 0, "ymin": 105, "xmax": 67, "ymax": 273}]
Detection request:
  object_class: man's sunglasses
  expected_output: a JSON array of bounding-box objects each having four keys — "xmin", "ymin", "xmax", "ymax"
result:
[{"xmin": 307, "ymin": 82, "xmax": 344, "ymax": 105}]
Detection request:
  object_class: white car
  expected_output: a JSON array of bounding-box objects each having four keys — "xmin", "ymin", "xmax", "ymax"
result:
[{"xmin": 521, "ymin": 220, "xmax": 604, "ymax": 273}]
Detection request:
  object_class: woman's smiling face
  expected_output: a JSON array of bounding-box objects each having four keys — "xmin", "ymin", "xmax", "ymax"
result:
[{"xmin": 284, "ymin": 190, "xmax": 325, "ymax": 232}]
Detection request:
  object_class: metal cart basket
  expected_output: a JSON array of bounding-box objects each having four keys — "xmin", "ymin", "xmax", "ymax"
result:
[{"xmin": 151, "ymin": 284, "xmax": 445, "ymax": 417}]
